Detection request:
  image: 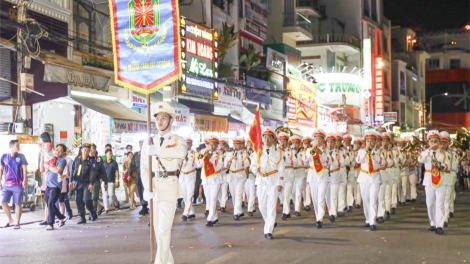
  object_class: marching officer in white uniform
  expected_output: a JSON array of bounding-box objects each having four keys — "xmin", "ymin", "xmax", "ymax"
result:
[
  {"xmin": 417, "ymin": 130, "xmax": 450, "ymax": 235},
  {"xmin": 342, "ymin": 134, "xmax": 356, "ymax": 212},
  {"xmin": 397, "ymin": 139, "xmax": 411, "ymax": 206},
  {"xmin": 179, "ymin": 138, "xmax": 197, "ymax": 221},
  {"xmin": 356, "ymin": 131, "xmax": 385, "ymax": 230},
  {"xmin": 217, "ymin": 138, "xmax": 229, "ymax": 212},
  {"xmin": 325, "ymin": 133, "xmax": 344, "ymax": 222},
  {"xmin": 378, "ymin": 132, "xmax": 394, "ymax": 222},
  {"xmin": 439, "ymin": 131, "xmax": 458, "ymax": 227},
  {"xmin": 226, "ymin": 136, "xmax": 249, "ymax": 220},
  {"xmin": 141, "ymin": 102, "xmax": 187, "ymax": 264},
  {"xmin": 336, "ymin": 134, "xmax": 350, "ymax": 217},
  {"xmin": 245, "ymin": 140, "xmax": 256, "ymax": 216},
  {"xmin": 303, "ymin": 129, "xmax": 331, "ymax": 228},
  {"xmin": 291, "ymin": 135, "xmax": 306, "ymax": 216},
  {"xmin": 302, "ymin": 136, "xmax": 313, "ymax": 211},
  {"xmin": 279, "ymin": 132, "xmax": 296, "ymax": 220},
  {"xmin": 250, "ymin": 127, "xmax": 285, "ymax": 239},
  {"xmin": 390, "ymin": 135, "xmax": 403, "ymax": 213},
  {"xmin": 352, "ymin": 138, "xmax": 362, "ymax": 208}
]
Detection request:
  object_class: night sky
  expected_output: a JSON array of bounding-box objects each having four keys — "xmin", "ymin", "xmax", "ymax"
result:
[{"xmin": 384, "ymin": 0, "xmax": 470, "ymax": 31}]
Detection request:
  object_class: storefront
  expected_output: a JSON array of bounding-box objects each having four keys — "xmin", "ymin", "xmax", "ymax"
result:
[{"xmin": 285, "ymin": 77, "xmax": 316, "ymax": 137}]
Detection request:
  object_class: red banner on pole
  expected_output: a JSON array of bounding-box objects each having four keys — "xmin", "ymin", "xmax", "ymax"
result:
[{"xmin": 248, "ymin": 108, "xmax": 263, "ymax": 166}]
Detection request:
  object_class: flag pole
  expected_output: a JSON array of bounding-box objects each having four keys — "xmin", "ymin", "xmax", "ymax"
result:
[{"xmin": 146, "ymin": 94, "xmax": 155, "ymax": 262}]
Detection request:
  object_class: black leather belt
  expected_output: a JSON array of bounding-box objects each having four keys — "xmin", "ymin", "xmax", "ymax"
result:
[{"xmin": 152, "ymin": 171, "xmax": 178, "ymax": 178}]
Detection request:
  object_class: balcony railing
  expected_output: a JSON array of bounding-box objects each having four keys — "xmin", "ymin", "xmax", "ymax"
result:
[
  {"xmin": 297, "ymin": 33, "xmax": 360, "ymax": 48},
  {"xmin": 283, "ymin": 13, "xmax": 312, "ymax": 33}
]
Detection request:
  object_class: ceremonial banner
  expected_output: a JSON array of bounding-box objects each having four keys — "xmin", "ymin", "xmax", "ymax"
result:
[
  {"xmin": 108, "ymin": 0, "xmax": 182, "ymax": 94},
  {"xmin": 311, "ymin": 153, "xmax": 324, "ymax": 174},
  {"xmin": 248, "ymin": 108, "xmax": 262, "ymax": 165}
]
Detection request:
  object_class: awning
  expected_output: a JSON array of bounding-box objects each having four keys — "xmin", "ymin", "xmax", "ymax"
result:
[
  {"xmin": 0, "ymin": 37, "xmax": 113, "ymax": 92},
  {"xmin": 192, "ymin": 111, "xmax": 228, "ymax": 133},
  {"xmin": 71, "ymin": 95, "xmax": 155, "ymax": 133},
  {"xmin": 243, "ymin": 105, "xmax": 283, "ymax": 124}
]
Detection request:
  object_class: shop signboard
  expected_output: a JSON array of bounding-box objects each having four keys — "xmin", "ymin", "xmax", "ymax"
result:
[
  {"xmin": 0, "ymin": 105, "xmax": 13, "ymax": 123},
  {"xmin": 44, "ymin": 64, "xmax": 111, "ymax": 92},
  {"xmin": 313, "ymin": 73, "xmax": 363, "ymax": 122},
  {"xmin": 245, "ymin": 76, "xmax": 271, "ymax": 104},
  {"xmin": 363, "ymin": 38, "xmax": 372, "ymax": 121},
  {"xmin": 266, "ymin": 48, "xmax": 287, "ymax": 73},
  {"xmin": 18, "ymin": 136, "xmax": 37, "ymax": 144},
  {"xmin": 74, "ymin": 127, "xmax": 81, "ymax": 133},
  {"xmin": 173, "ymin": 106, "xmax": 190, "ymax": 127},
  {"xmin": 393, "ymin": 126, "xmax": 401, "ymax": 136},
  {"xmin": 337, "ymin": 122, "xmax": 348, "ymax": 133},
  {"xmin": 244, "ymin": 0, "xmax": 268, "ymax": 39},
  {"xmin": 375, "ymin": 57, "xmax": 384, "ymax": 122},
  {"xmin": 287, "ymin": 77, "xmax": 316, "ymax": 110},
  {"xmin": 287, "ymin": 97, "xmax": 316, "ymax": 128},
  {"xmin": 214, "ymin": 83, "xmax": 245, "ymax": 115},
  {"xmin": 262, "ymin": 119, "xmax": 283, "ymax": 129},
  {"xmin": 384, "ymin": 112, "xmax": 397, "ymax": 122},
  {"xmin": 194, "ymin": 114, "xmax": 227, "ymax": 133},
  {"xmin": 112, "ymin": 119, "xmax": 157, "ymax": 133},
  {"xmin": 228, "ymin": 122, "xmax": 246, "ymax": 132},
  {"xmin": 183, "ymin": 76, "xmax": 214, "ymax": 98},
  {"xmin": 60, "ymin": 131, "xmax": 67, "ymax": 143},
  {"xmin": 132, "ymin": 95, "xmax": 147, "ymax": 108},
  {"xmin": 101, "ymin": 127, "xmax": 110, "ymax": 140}
]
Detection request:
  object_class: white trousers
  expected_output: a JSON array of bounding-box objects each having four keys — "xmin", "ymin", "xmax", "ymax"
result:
[
  {"xmin": 204, "ymin": 184, "xmax": 221, "ymax": 222},
  {"xmin": 377, "ymin": 183, "xmax": 386, "ymax": 217},
  {"xmin": 293, "ymin": 178, "xmax": 305, "ymax": 212},
  {"xmin": 409, "ymin": 173, "xmax": 418, "ymax": 199},
  {"xmin": 450, "ymin": 178, "xmax": 457, "ymax": 213},
  {"xmin": 180, "ymin": 181, "xmax": 195, "ymax": 217},
  {"xmin": 244, "ymin": 179, "xmax": 256, "ymax": 213},
  {"xmin": 346, "ymin": 174, "xmax": 356, "ymax": 207},
  {"xmin": 218, "ymin": 180, "xmax": 229, "ymax": 208},
  {"xmin": 309, "ymin": 181, "xmax": 328, "ymax": 222},
  {"xmin": 229, "ymin": 181, "xmax": 245, "ymax": 215},
  {"xmin": 338, "ymin": 172, "xmax": 347, "ymax": 212},
  {"xmin": 303, "ymin": 180, "xmax": 312, "ymax": 207},
  {"xmin": 282, "ymin": 180, "xmax": 294, "ymax": 214},
  {"xmin": 392, "ymin": 177, "xmax": 399, "ymax": 207},
  {"xmin": 360, "ymin": 182, "xmax": 380, "ymax": 225},
  {"xmin": 425, "ymin": 184, "xmax": 446, "ymax": 228},
  {"xmin": 444, "ymin": 184, "xmax": 453, "ymax": 222},
  {"xmin": 101, "ymin": 182, "xmax": 109, "ymax": 211},
  {"xmin": 152, "ymin": 199, "xmax": 177, "ymax": 264},
  {"xmin": 325, "ymin": 182, "xmax": 340, "ymax": 216},
  {"xmin": 257, "ymin": 185, "xmax": 278, "ymax": 234},
  {"xmin": 385, "ymin": 180, "xmax": 393, "ymax": 212},
  {"xmin": 355, "ymin": 181, "xmax": 362, "ymax": 205},
  {"xmin": 400, "ymin": 175, "xmax": 409, "ymax": 202}
]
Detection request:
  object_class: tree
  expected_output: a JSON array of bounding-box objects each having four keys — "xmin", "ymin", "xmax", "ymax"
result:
[
  {"xmin": 218, "ymin": 22, "xmax": 239, "ymax": 62},
  {"xmin": 239, "ymin": 43, "xmax": 261, "ymax": 73}
]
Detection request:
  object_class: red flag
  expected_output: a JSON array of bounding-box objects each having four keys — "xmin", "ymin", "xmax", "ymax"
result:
[
  {"xmin": 249, "ymin": 108, "xmax": 263, "ymax": 166},
  {"xmin": 203, "ymin": 157, "xmax": 216, "ymax": 178}
]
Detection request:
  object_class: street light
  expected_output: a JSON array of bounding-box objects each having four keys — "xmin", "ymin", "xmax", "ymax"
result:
[{"xmin": 429, "ymin": 93, "xmax": 448, "ymax": 125}]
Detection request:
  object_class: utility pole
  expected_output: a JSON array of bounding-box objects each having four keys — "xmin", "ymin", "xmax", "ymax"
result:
[{"xmin": 16, "ymin": 0, "xmax": 25, "ymax": 105}]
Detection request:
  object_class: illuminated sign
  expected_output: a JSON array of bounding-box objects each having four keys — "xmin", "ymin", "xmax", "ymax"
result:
[
  {"xmin": 188, "ymin": 57, "xmax": 213, "ymax": 77},
  {"xmin": 363, "ymin": 39, "xmax": 372, "ymax": 90},
  {"xmin": 375, "ymin": 57, "xmax": 384, "ymax": 121},
  {"xmin": 186, "ymin": 25, "xmax": 213, "ymax": 41},
  {"xmin": 185, "ymin": 39, "xmax": 213, "ymax": 60},
  {"xmin": 186, "ymin": 76, "xmax": 214, "ymax": 89},
  {"xmin": 337, "ymin": 122, "xmax": 348, "ymax": 133},
  {"xmin": 393, "ymin": 126, "xmax": 401, "ymax": 136}
]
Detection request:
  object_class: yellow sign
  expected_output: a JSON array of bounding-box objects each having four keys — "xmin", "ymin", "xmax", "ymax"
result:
[
  {"xmin": 194, "ymin": 114, "xmax": 227, "ymax": 133},
  {"xmin": 287, "ymin": 77, "xmax": 316, "ymax": 110},
  {"xmin": 17, "ymin": 136, "xmax": 38, "ymax": 144}
]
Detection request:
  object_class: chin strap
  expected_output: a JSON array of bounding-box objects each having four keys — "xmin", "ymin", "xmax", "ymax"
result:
[{"xmin": 160, "ymin": 116, "xmax": 173, "ymax": 132}]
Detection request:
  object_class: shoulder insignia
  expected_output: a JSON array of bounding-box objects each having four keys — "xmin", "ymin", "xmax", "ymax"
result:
[{"xmin": 97, "ymin": 157, "xmax": 101, "ymax": 162}]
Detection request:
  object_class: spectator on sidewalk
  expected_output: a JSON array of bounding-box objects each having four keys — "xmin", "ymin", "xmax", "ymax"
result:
[
  {"xmin": 129, "ymin": 140, "xmax": 148, "ymax": 216},
  {"xmin": 102, "ymin": 144, "xmax": 116, "ymax": 161},
  {"xmin": 41, "ymin": 144, "xmax": 68, "ymax": 230},
  {"xmin": 0, "ymin": 140, "xmax": 28, "ymax": 229},
  {"xmin": 121, "ymin": 145, "xmax": 133, "ymax": 203},
  {"xmin": 57, "ymin": 147, "xmax": 73, "ymax": 219},
  {"xmin": 103, "ymin": 149, "xmax": 120, "ymax": 211},
  {"xmin": 89, "ymin": 144, "xmax": 107, "ymax": 215},
  {"xmin": 126, "ymin": 152, "xmax": 138, "ymax": 210}
]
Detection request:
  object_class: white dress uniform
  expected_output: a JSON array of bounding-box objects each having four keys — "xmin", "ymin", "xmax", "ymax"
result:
[
  {"xmin": 141, "ymin": 102, "xmax": 187, "ymax": 264},
  {"xmin": 375, "ymin": 144, "xmax": 390, "ymax": 219},
  {"xmin": 301, "ymin": 137, "xmax": 313, "ymax": 210},
  {"xmin": 279, "ymin": 132, "xmax": 296, "ymax": 217},
  {"xmin": 399, "ymin": 146, "xmax": 411, "ymax": 204},
  {"xmin": 356, "ymin": 132, "xmax": 385, "ymax": 227},
  {"xmin": 326, "ymin": 140, "xmax": 346, "ymax": 219},
  {"xmin": 179, "ymin": 140, "xmax": 197, "ymax": 219},
  {"xmin": 352, "ymin": 138, "xmax": 363, "ymax": 207},
  {"xmin": 227, "ymin": 137, "xmax": 249, "ymax": 218},
  {"xmin": 342, "ymin": 135, "xmax": 355, "ymax": 209},
  {"xmin": 303, "ymin": 129, "xmax": 331, "ymax": 225},
  {"xmin": 217, "ymin": 138, "xmax": 229, "ymax": 210},
  {"xmin": 198, "ymin": 136, "xmax": 224, "ymax": 225},
  {"xmin": 290, "ymin": 136, "xmax": 306, "ymax": 214},
  {"xmin": 245, "ymin": 148, "xmax": 256, "ymax": 214},
  {"xmin": 440, "ymin": 132, "xmax": 459, "ymax": 225},
  {"xmin": 417, "ymin": 130, "xmax": 451, "ymax": 232},
  {"xmin": 250, "ymin": 127, "xmax": 285, "ymax": 236},
  {"xmin": 391, "ymin": 144, "xmax": 404, "ymax": 209},
  {"xmin": 337, "ymin": 146, "xmax": 350, "ymax": 215}
]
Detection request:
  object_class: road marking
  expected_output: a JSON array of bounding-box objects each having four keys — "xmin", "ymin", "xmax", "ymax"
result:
[
  {"xmin": 273, "ymin": 230, "xmax": 289, "ymax": 236},
  {"xmin": 207, "ymin": 252, "xmax": 240, "ymax": 264}
]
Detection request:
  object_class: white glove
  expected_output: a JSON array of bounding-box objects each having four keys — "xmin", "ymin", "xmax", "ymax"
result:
[
  {"xmin": 143, "ymin": 190, "xmax": 155, "ymax": 201},
  {"xmin": 145, "ymin": 144, "xmax": 160, "ymax": 156}
]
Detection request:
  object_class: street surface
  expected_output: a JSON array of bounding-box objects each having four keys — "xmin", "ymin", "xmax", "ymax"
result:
[{"xmin": 1, "ymin": 188, "xmax": 469, "ymax": 264}]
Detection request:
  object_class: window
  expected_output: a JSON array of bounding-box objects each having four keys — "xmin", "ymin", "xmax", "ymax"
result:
[
  {"xmin": 73, "ymin": 0, "xmax": 92, "ymax": 53},
  {"xmin": 428, "ymin": 58, "xmax": 440, "ymax": 69},
  {"xmin": 400, "ymin": 102, "xmax": 405, "ymax": 126},
  {"xmin": 400, "ymin": 71, "xmax": 405, "ymax": 95},
  {"xmin": 450, "ymin": 59, "xmax": 460, "ymax": 69}
]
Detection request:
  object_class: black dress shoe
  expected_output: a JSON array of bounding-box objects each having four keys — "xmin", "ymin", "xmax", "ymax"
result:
[
  {"xmin": 91, "ymin": 214, "xmax": 98, "ymax": 221},
  {"xmin": 188, "ymin": 215, "xmax": 196, "ymax": 219},
  {"xmin": 286, "ymin": 213, "xmax": 291, "ymax": 218},
  {"xmin": 365, "ymin": 223, "xmax": 370, "ymax": 227},
  {"xmin": 305, "ymin": 206, "xmax": 311, "ymax": 211},
  {"xmin": 337, "ymin": 212, "xmax": 344, "ymax": 217},
  {"xmin": 329, "ymin": 215, "xmax": 335, "ymax": 222},
  {"xmin": 295, "ymin": 211, "xmax": 301, "ymax": 217},
  {"xmin": 234, "ymin": 215, "xmax": 240, "ymax": 220},
  {"xmin": 204, "ymin": 210, "xmax": 209, "ymax": 216},
  {"xmin": 406, "ymin": 199, "xmax": 411, "ymax": 202},
  {"xmin": 248, "ymin": 212, "xmax": 253, "ymax": 216},
  {"xmin": 401, "ymin": 202, "xmax": 406, "ymax": 206},
  {"xmin": 376, "ymin": 217, "xmax": 384, "ymax": 224},
  {"xmin": 435, "ymin": 227, "xmax": 444, "ymax": 235},
  {"xmin": 205, "ymin": 221, "xmax": 213, "ymax": 227},
  {"xmin": 391, "ymin": 208, "xmax": 396, "ymax": 214},
  {"xmin": 355, "ymin": 204, "xmax": 361, "ymax": 208},
  {"xmin": 240, "ymin": 213, "xmax": 245, "ymax": 217},
  {"xmin": 444, "ymin": 222, "xmax": 448, "ymax": 227},
  {"xmin": 88, "ymin": 216, "xmax": 91, "ymax": 221},
  {"xmin": 77, "ymin": 218, "xmax": 86, "ymax": 225},
  {"xmin": 316, "ymin": 221, "xmax": 322, "ymax": 228},
  {"xmin": 411, "ymin": 199, "xmax": 416, "ymax": 203},
  {"xmin": 265, "ymin": 233, "xmax": 273, "ymax": 240},
  {"xmin": 220, "ymin": 207, "xmax": 225, "ymax": 212},
  {"xmin": 347, "ymin": 206, "xmax": 352, "ymax": 212},
  {"xmin": 281, "ymin": 214, "xmax": 287, "ymax": 221},
  {"xmin": 449, "ymin": 212, "xmax": 454, "ymax": 217},
  {"xmin": 181, "ymin": 215, "xmax": 188, "ymax": 221},
  {"xmin": 370, "ymin": 225, "xmax": 377, "ymax": 230},
  {"xmin": 253, "ymin": 209, "xmax": 257, "ymax": 213},
  {"xmin": 428, "ymin": 226, "xmax": 436, "ymax": 231},
  {"xmin": 213, "ymin": 219, "xmax": 219, "ymax": 224},
  {"xmin": 384, "ymin": 212, "xmax": 390, "ymax": 219},
  {"xmin": 274, "ymin": 222, "xmax": 278, "ymax": 228}
]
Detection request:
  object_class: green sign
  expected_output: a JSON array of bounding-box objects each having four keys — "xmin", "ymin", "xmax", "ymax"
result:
[
  {"xmin": 188, "ymin": 57, "xmax": 213, "ymax": 77},
  {"xmin": 317, "ymin": 82, "xmax": 362, "ymax": 93}
]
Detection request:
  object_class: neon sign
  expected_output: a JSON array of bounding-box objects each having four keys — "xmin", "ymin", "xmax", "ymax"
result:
[
  {"xmin": 186, "ymin": 76, "xmax": 214, "ymax": 89},
  {"xmin": 186, "ymin": 25, "xmax": 213, "ymax": 41},
  {"xmin": 185, "ymin": 39, "xmax": 213, "ymax": 60},
  {"xmin": 375, "ymin": 57, "xmax": 384, "ymax": 120},
  {"xmin": 188, "ymin": 57, "xmax": 213, "ymax": 77}
]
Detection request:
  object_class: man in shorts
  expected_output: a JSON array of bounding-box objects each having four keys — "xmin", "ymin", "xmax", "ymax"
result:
[{"xmin": 0, "ymin": 140, "xmax": 28, "ymax": 229}]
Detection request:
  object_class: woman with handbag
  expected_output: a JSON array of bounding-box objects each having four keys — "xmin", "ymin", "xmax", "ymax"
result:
[{"xmin": 121, "ymin": 154, "xmax": 131, "ymax": 203}]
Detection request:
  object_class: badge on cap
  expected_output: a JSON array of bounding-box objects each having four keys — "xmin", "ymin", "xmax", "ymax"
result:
[{"xmin": 159, "ymin": 105, "xmax": 163, "ymax": 109}]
